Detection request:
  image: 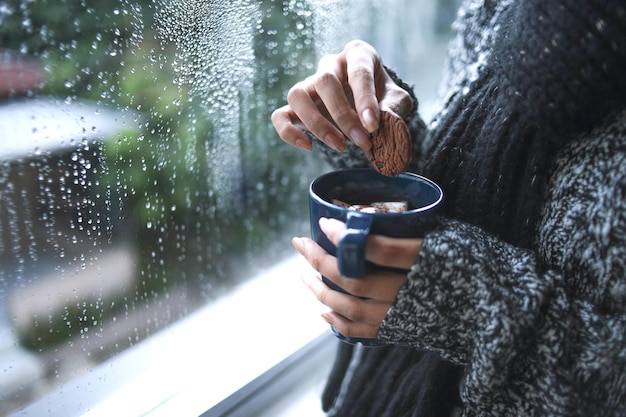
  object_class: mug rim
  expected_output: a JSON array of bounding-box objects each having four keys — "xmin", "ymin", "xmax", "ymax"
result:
[{"xmin": 310, "ymin": 168, "xmax": 443, "ymax": 215}]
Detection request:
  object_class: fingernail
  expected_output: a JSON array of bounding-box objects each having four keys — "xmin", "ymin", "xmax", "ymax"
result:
[
  {"xmin": 362, "ymin": 108, "xmax": 379, "ymax": 132},
  {"xmin": 349, "ymin": 127, "xmax": 372, "ymax": 150},
  {"xmin": 318, "ymin": 217, "xmax": 331, "ymax": 232},
  {"xmin": 291, "ymin": 237, "xmax": 305, "ymax": 254},
  {"xmin": 294, "ymin": 137, "xmax": 312, "ymax": 151},
  {"xmin": 321, "ymin": 312, "xmax": 334, "ymax": 325}
]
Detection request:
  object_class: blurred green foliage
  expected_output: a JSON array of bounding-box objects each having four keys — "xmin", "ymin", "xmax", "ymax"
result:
[
  {"xmin": 2, "ymin": 0, "xmax": 320, "ymax": 271},
  {"xmin": 2, "ymin": 0, "xmax": 325, "ymax": 348}
]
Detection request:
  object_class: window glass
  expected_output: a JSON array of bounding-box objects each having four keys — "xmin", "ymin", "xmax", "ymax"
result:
[{"xmin": 0, "ymin": 0, "xmax": 454, "ymax": 413}]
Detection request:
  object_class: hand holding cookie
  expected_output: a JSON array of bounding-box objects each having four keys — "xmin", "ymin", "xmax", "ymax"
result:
[
  {"xmin": 271, "ymin": 40, "xmax": 414, "ymax": 155},
  {"xmin": 368, "ymin": 110, "xmax": 412, "ymax": 176}
]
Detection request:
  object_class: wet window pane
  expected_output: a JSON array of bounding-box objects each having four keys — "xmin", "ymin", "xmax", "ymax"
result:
[{"xmin": 0, "ymin": 0, "xmax": 454, "ymax": 413}]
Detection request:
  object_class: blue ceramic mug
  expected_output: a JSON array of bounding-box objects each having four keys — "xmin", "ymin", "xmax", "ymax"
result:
[{"xmin": 309, "ymin": 168, "xmax": 443, "ymax": 345}]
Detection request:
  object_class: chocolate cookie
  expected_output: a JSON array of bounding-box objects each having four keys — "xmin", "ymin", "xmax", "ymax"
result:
[{"xmin": 367, "ymin": 110, "xmax": 412, "ymax": 176}]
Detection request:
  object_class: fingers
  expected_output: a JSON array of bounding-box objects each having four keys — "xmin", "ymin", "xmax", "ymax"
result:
[
  {"xmin": 324, "ymin": 310, "xmax": 379, "ymax": 340},
  {"xmin": 343, "ymin": 40, "xmax": 381, "ymax": 133},
  {"xmin": 272, "ymin": 39, "xmax": 416, "ymax": 156},
  {"xmin": 302, "ymin": 271, "xmax": 387, "ymax": 339},
  {"xmin": 286, "ymin": 76, "xmax": 348, "ymax": 151},
  {"xmin": 285, "ymin": 54, "xmax": 370, "ymax": 151},
  {"xmin": 291, "ymin": 215, "xmax": 417, "ymax": 341},
  {"xmin": 291, "ymin": 236, "xmax": 341, "ymax": 283},
  {"xmin": 270, "ymin": 105, "xmax": 313, "ymax": 151},
  {"xmin": 272, "ymin": 40, "xmax": 385, "ymax": 152},
  {"xmin": 314, "ymin": 54, "xmax": 372, "ymax": 149},
  {"xmin": 292, "ymin": 236, "xmax": 406, "ymax": 302},
  {"xmin": 343, "ymin": 42, "xmax": 414, "ymax": 123},
  {"xmin": 318, "ymin": 217, "xmax": 422, "ymax": 270}
]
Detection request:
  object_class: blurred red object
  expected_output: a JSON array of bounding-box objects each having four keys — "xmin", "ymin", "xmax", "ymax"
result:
[{"xmin": 0, "ymin": 50, "xmax": 44, "ymax": 98}]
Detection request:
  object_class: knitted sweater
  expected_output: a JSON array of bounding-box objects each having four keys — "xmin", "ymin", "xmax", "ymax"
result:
[{"xmin": 318, "ymin": 0, "xmax": 626, "ymax": 416}]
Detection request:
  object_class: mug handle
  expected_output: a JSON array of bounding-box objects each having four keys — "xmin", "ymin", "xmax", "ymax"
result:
[{"xmin": 338, "ymin": 211, "xmax": 373, "ymax": 278}]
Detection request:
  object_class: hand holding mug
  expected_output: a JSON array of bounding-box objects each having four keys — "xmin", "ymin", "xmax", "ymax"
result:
[
  {"xmin": 305, "ymin": 169, "xmax": 443, "ymax": 344},
  {"xmin": 292, "ymin": 217, "xmax": 421, "ymax": 340}
]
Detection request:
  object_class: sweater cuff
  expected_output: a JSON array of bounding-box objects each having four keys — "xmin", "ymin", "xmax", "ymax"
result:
[{"xmin": 377, "ymin": 219, "xmax": 551, "ymax": 365}]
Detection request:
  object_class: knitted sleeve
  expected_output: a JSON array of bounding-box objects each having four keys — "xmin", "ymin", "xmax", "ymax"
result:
[{"xmin": 377, "ymin": 109, "xmax": 626, "ymax": 416}]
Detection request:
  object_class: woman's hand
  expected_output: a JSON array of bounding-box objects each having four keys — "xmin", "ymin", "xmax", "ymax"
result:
[
  {"xmin": 292, "ymin": 217, "xmax": 422, "ymax": 339},
  {"xmin": 271, "ymin": 40, "xmax": 414, "ymax": 153}
]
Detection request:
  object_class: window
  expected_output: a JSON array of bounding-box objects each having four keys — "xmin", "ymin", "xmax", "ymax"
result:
[{"xmin": 0, "ymin": 0, "xmax": 453, "ymax": 415}]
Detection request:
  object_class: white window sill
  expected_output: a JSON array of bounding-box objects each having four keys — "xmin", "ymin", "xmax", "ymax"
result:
[{"xmin": 14, "ymin": 255, "xmax": 333, "ymax": 417}]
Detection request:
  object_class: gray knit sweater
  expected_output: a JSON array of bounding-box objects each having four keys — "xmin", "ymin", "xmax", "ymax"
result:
[
  {"xmin": 318, "ymin": 0, "xmax": 626, "ymax": 416},
  {"xmin": 378, "ymin": 110, "xmax": 626, "ymax": 416}
]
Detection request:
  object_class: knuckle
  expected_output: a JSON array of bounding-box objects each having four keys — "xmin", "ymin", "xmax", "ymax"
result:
[
  {"xmin": 349, "ymin": 65, "xmax": 374, "ymax": 82},
  {"xmin": 316, "ymin": 71, "xmax": 340, "ymax": 87},
  {"xmin": 337, "ymin": 323, "xmax": 355, "ymax": 338},
  {"xmin": 386, "ymin": 88, "xmax": 414, "ymax": 117},
  {"xmin": 318, "ymin": 285, "xmax": 332, "ymax": 305},
  {"xmin": 374, "ymin": 240, "xmax": 402, "ymax": 266},
  {"xmin": 345, "ymin": 299, "xmax": 364, "ymax": 321},
  {"xmin": 303, "ymin": 113, "xmax": 328, "ymax": 134},
  {"xmin": 339, "ymin": 278, "xmax": 363, "ymax": 296},
  {"xmin": 270, "ymin": 108, "xmax": 285, "ymax": 126},
  {"xmin": 286, "ymin": 84, "xmax": 306, "ymax": 104},
  {"xmin": 309, "ymin": 251, "xmax": 323, "ymax": 272},
  {"xmin": 344, "ymin": 39, "xmax": 369, "ymax": 52},
  {"xmin": 270, "ymin": 108, "xmax": 280, "ymax": 122},
  {"xmin": 332, "ymin": 106, "xmax": 356, "ymax": 124}
]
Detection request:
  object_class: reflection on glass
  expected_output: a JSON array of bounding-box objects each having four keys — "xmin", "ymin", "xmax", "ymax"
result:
[{"xmin": 0, "ymin": 0, "xmax": 452, "ymax": 413}]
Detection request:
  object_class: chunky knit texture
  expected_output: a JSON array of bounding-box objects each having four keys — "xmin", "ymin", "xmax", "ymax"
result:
[
  {"xmin": 316, "ymin": 0, "xmax": 626, "ymax": 416},
  {"xmin": 423, "ymin": 0, "xmax": 626, "ymax": 248}
]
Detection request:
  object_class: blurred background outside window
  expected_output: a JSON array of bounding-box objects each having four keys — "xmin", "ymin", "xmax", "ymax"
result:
[{"xmin": 0, "ymin": 0, "xmax": 458, "ymax": 414}]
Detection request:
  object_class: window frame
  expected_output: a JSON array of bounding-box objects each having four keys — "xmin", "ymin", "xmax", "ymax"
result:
[{"xmin": 12, "ymin": 255, "xmax": 333, "ymax": 417}]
